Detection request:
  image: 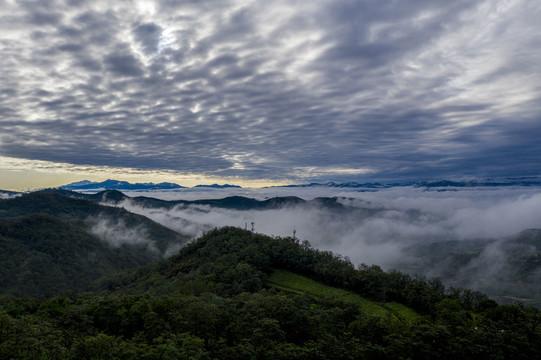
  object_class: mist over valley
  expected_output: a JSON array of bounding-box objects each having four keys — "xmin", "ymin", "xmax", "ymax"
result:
[{"xmin": 77, "ymin": 183, "xmax": 541, "ymax": 306}]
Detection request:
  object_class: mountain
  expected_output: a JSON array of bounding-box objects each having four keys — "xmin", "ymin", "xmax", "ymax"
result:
[
  {"xmin": 46, "ymin": 188, "xmax": 541, "ymax": 307},
  {"xmin": 193, "ymin": 183, "xmax": 242, "ymax": 188},
  {"xmin": 56, "ymin": 189, "xmax": 351, "ymax": 212},
  {"xmin": 60, "ymin": 180, "xmax": 244, "ymax": 191},
  {"xmin": 59, "ymin": 177, "xmax": 541, "ymax": 193},
  {"xmin": 415, "ymin": 179, "xmax": 541, "ymax": 188},
  {"xmin": 273, "ymin": 178, "xmax": 541, "ymax": 189},
  {"xmin": 86, "ymin": 227, "xmax": 540, "ymax": 358},
  {"xmin": 0, "ymin": 213, "xmax": 160, "ymax": 297},
  {"xmin": 0, "ymin": 191, "xmax": 188, "ymax": 252},
  {"xmin": 274, "ymin": 181, "xmax": 391, "ymax": 188},
  {"xmin": 61, "ymin": 179, "xmax": 186, "ymax": 190},
  {"xmin": 0, "ymin": 191, "xmax": 189, "ymax": 296}
]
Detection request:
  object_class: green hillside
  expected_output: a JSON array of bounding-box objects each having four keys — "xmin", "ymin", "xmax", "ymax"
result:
[
  {"xmin": 1, "ymin": 225, "xmax": 541, "ymax": 358},
  {"xmin": 0, "ymin": 191, "xmax": 188, "ymax": 254},
  {"xmin": 0, "ymin": 213, "xmax": 161, "ymax": 296},
  {"xmin": 0, "ymin": 191, "xmax": 189, "ymax": 297},
  {"xmin": 268, "ymin": 269, "xmax": 421, "ymax": 323}
]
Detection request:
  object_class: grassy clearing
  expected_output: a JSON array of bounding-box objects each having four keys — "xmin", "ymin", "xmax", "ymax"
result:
[
  {"xmin": 267, "ymin": 269, "xmax": 420, "ymax": 322},
  {"xmin": 500, "ymin": 295, "xmax": 535, "ymax": 304},
  {"xmin": 384, "ymin": 302, "xmax": 421, "ymax": 322}
]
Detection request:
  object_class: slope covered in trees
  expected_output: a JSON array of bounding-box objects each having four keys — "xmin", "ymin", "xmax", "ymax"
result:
[
  {"xmin": 94, "ymin": 227, "xmax": 493, "ymax": 313},
  {"xmin": 1, "ymin": 194, "xmax": 541, "ymax": 358},
  {"xmin": 0, "ymin": 191, "xmax": 188, "ymax": 297},
  {"xmin": 1, "ymin": 227, "xmax": 541, "ymax": 358},
  {"xmin": 0, "ymin": 191, "xmax": 188, "ymax": 254},
  {"xmin": 0, "ymin": 213, "xmax": 160, "ymax": 296}
]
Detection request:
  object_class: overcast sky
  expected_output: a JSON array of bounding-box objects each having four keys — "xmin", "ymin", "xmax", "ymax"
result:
[{"xmin": 1, "ymin": 0, "xmax": 541, "ymax": 189}]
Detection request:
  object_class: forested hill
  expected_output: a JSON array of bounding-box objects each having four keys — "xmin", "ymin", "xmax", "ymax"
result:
[
  {"xmin": 1, "ymin": 226, "xmax": 541, "ymax": 358},
  {"xmin": 47, "ymin": 188, "xmax": 349, "ymax": 211},
  {"xmin": 0, "ymin": 191, "xmax": 188, "ymax": 253},
  {"xmin": 0, "ymin": 213, "xmax": 158, "ymax": 296},
  {"xmin": 0, "ymin": 191, "xmax": 188, "ymax": 297},
  {"xmin": 96, "ymin": 227, "xmax": 493, "ymax": 312}
]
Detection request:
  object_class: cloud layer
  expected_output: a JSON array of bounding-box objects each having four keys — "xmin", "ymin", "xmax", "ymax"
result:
[
  {"xmin": 1, "ymin": 0, "xmax": 541, "ymax": 182},
  {"xmin": 111, "ymin": 186, "xmax": 541, "ymax": 269}
]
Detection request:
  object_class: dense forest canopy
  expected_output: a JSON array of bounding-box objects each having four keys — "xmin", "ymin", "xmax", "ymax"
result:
[
  {"xmin": 0, "ymin": 191, "xmax": 188, "ymax": 297},
  {"xmin": 1, "ymin": 225, "xmax": 541, "ymax": 358}
]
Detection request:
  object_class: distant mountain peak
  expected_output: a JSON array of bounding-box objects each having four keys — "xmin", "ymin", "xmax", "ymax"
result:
[
  {"xmin": 271, "ymin": 178, "xmax": 541, "ymax": 189},
  {"xmin": 60, "ymin": 179, "xmax": 186, "ymax": 191},
  {"xmin": 272, "ymin": 182, "xmax": 389, "ymax": 189},
  {"xmin": 65, "ymin": 180, "xmax": 95, "ymax": 186},
  {"xmin": 193, "ymin": 184, "xmax": 242, "ymax": 188},
  {"xmin": 60, "ymin": 180, "xmax": 245, "ymax": 191}
]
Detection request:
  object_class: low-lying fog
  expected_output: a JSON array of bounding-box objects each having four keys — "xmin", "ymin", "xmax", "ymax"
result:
[{"xmin": 111, "ymin": 186, "xmax": 541, "ymax": 270}]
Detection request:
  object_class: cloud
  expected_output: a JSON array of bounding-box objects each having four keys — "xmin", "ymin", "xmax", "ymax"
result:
[
  {"xmin": 104, "ymin": 186, "xmax": 541, "ymax": 268},
  {"xmin": 87, "ymin": 214, "xmax": 157, "ymax": 252},
  {"xmin": 1, "ymin": 1, "xmax": 541, "ymax": 183},
  {"xmin": 133, "ymin": 22, "xmax": 163, "ymax": 55},
  {"xmin": 104, "ymin": 47, "xmax": 145, "ymax": 77},
  {"xmin": 0, "ymin": 192, "xmax": 18, "ymax": 200},
  {"xmin": 86, "ymin": 214, "xmax": 184, "ymax": 256}
]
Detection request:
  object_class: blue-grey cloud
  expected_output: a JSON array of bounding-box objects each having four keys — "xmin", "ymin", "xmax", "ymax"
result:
[
  {"xmin": 1, "ymin": 0, "xmax": 540, "ymax": 183},
  {"xmin": 104, "ymin": 47, "xmax": 145, "ymax": 77},
  {"xmin": 133, "ymin": 22, "xmax": 163, "ymax": 55}
]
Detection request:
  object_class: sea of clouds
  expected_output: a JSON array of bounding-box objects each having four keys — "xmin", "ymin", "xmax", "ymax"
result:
[{"xmin": 103, "ymin": 186, "xmax": 541, "ymax": 271}]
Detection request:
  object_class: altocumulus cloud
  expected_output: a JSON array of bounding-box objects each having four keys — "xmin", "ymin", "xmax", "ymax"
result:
[{"xmin": 1, "ymin": 0, "xmax": 541, "ymax": 183}]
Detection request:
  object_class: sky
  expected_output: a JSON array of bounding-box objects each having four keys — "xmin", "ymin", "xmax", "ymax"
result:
[{"xmin": 1, "ymin": 0, "xmax": 541, "ymax": 190}]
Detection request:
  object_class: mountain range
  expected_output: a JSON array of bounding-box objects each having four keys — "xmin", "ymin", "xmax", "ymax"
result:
[
  {"xmin": 60, "ymin": 179, "xmax": 186, "ymax": 190},
  {"xmin": 57, "ymin": 178, "xmax": 541, "ymax": 192},
  {"xmin": 1, "ymin": 221, "xmax": 540, "ymax": 358},
  {"xmin": 277, "ymin": 178, "xmax": 541, "ymax": 188},
  {"xmin": 60, "ymin": 179, "xmax": 242, "ymax": 191}
]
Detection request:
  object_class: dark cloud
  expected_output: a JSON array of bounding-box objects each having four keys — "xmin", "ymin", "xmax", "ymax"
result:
[
  {"xmin": 133, "ymin": 23, "xmax": 163, "ymax": 55},
  {"xmin": 0, "ymin": 0, "xmax": 540, "ymax": 183},
  {"xmin": 104, "ymin": 51, "xmax": 144, "ymax": 77},
  {"xmin": 21, "ymin": 0, "xmax": 64, "ymax": 26}
]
